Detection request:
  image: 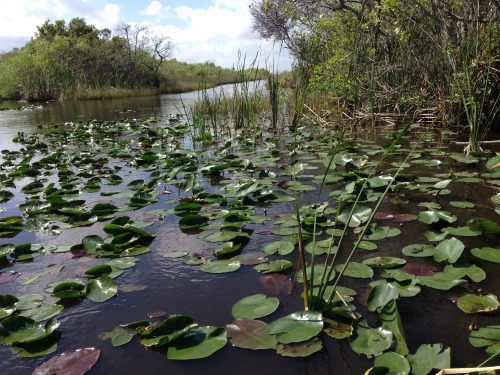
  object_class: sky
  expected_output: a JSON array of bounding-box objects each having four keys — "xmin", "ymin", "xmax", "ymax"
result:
[{"xmin": 0, "ymin": 0, "xmax": 292, "ymax": 70}]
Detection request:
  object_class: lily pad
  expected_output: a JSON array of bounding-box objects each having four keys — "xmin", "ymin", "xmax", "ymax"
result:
[
  {"xmin": 226, "ymin": 319, "xmax": 277, "ymax": 350},
  {"xmin": 276, "ymin": 338, "xmax": 322, "ymax": 357},
  {"xmin": 407, "ymin": 344, "xmax": 450, "ymax": 375},
  {"xmin": 232, "ymin": 294, "xmax": 280, "ymax": 319},
  {"xmin": 32, "ymin": 347, "xmax": 100, "ymax": 375},
  {"xmin": 200, "ymin": 260, "xmax": 240, "ymax": 274},
  {"xmin": 266, "ymin": 310, "xmax": 323, "ymax": 344},
  {"xmin": 350, "ymin": 324, "xmax": 392, "ymax": 358},
  {"xmin": 259, "ymin": 274, "xmax": 293, "ymax": 295},
  {"xmin": 433, "ymin": 237, "xmax": 464, "ymax": 263},
  {"xmin": 85, "ymin": 275, "xmax": 118, "ymax": 302},
  {"xmin": 471, "ymin": 247, "xmax": 500, "ymax": 263},
  {"xmin": 335, "ymin": 262, "xmax": 374, "ymax": 278},
  {"xmin": 456, "ymin": 294, "xmax": 500, "ymax": 314},
  {"xmin": 373, "ymin": 352, "xmax": 411, "ymax": 374},
  {"xmin": 418, "ymin": 210, "xmax": 457, "ymax": 225},
  {"xmin": 263, "ymin": 240, "xmax": 294, "ymax": 255},
  {"xmin": 254, "ymin": 260, "xmax": 293, "ymax": 274},
  {"xmin": 469, "ymin": 325, "xmax": 500, "ymax": 355},
  {"xmin": 19, "ymin": 304, "xmax": 64, "ymax": 322},
  {"xmin": 167, "ymin": 326, "xmax": 227, "ymax": 360}
]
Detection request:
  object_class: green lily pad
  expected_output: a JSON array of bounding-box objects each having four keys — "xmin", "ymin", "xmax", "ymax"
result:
[
  {"xmin": 263, "ymin": 240, "xmax": 294, "ymax": 255},
  {"xmin": 323, "ymin": 319, "xmax": 353, "ymax": 340},
  {"xmin": 362, "ymin": 257, "xmax": 406, "ymax": 269},
  {"xmin": 51, "ymin": 281, "xmax": 86, "ymax": 299},
  {"xmin": 179, "ymin": 214, "xmax": 209, "ymax": 229},
  {"xmin": 338, "ymin": 205, "xmax": 372, "ymax": 227},
  {"xmin": 0, "ymin": 294, "xmax": 19, "ymax": 319},
  {"xmin": 85, "ymin": 275, "xmax": 118, "ymax": 302},
  {"xmin": 457, "ymin": 294, "xmax": 500, "ymax": 314},
  {"xmin": 418, "ymin": 210, "xmax": 457, "ymax": 225},
  {"xmin": 471, "ymin": 247, "xmax": 500, "ymax": 263},
  {"xmin": 373, "ymin": 352, "xmax": 411, "ymax": 374},
  {"xmin": 449, "ymin": 201, "xmax": 475, "ymax": 209},
  {"xmin": 19, "ymin": 304, "xmax": 64, "ymax": 322},
  {"xmin": 232, "ymin": 294, "xmax": 279, "ymax": 319},
  {"xmin": 0, "ymin": 316, "xmax": 60, "ymax": 345},
  {"xmin": 276, "ymin": 338, "xmax": 323, "ymax": 357},
  {"xmin": 254, "ymin": 260, "xmax": 293, "ymax": 274},
  {"xmin": 11, "ymin": 333, "xmax": 59, "ymax": 358},
  {"xmin": 140, "ymin": 315, "xmax": 196, "ymax": 348},
  {"xmin": 350, "ymin": 324, "xmax": 392, "ymax": 358},
  {"xmin": 226, "ymin": 319, "xmax": 277, "ymax": 350},
  {"xmin": 367, "ymin": 283, "xmax": 399, "ymax": 312},
  {"xmin": 15, "ymin": 294, "xmax": 43, "ymax": 310},
  {"xmin": 468, "ymin": 218, "xmax": 500, "ymax": 234},
  {"xmin": 402, "ymin": 244, "xmax": 435, "ymax": 257},
  {"xmin": 433, "ymin": 237, "xmax": 464, "ymax": 263},
  {"xmin": 417, "ymin": 272, "xmax": 467, "ymax": 290},
  {"xmin": 164, "ymin": 251, "xmax": 189, "ymax": 259},
  {"xmin": 335, "ymin": 262, "xmax": 374, "ymax": 278},
  {"xmin": 469, "ymin": 325, "xmax": 500, "ymax": 356},
  {"xmin": 296, "ymin": 264, "xmax": 335, "ymax": 286},
  {"xmin": 266, "ymin": 310, "xmax": 323, "ymax": 344},
  {"xmin": 200, "ymin": 260, "xmax": 240, "ymax": 274},
  {"xmin": 441, "ymin": 226, "xmax": 480, "ymax": 237},
  {"xmin": 407, "ymin": 344, "xmax": 450, "ymax": 375},
  {"xmin": 167, "ymin": 326, "xmax": 227, "ymax": 360}
]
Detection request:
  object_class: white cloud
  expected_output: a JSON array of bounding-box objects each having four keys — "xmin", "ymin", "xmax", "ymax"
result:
[
  {"xmin": 99, "ymin": 4, "xmax": 121, "ymax": 25},
  {"xmin": 143, "ymin": 1, "xmax": 162, "ymax": 16}
]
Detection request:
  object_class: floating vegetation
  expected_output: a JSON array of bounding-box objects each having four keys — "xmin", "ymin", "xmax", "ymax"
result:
[{"xmin": 0, "ymin": 111, "xmax": 498, "ymax": 374}]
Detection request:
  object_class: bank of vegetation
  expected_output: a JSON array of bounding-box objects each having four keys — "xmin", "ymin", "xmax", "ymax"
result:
[
  {"xmin": 0, "ymin": 18, "xmax": 266, "ymax": 102},
  {"xmin": 250, "ymin": 0, "xmax": 500, "ymax": 153}
]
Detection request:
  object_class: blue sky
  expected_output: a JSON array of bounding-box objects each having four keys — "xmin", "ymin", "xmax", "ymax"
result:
[{"xmin": 0, "ymin": 0, "xmax": 291, "ymax": 70}]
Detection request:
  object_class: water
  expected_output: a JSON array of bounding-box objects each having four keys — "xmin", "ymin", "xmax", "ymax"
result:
[{"xmin": 0, "ymin": 88, "xmax": 498, "ymax": 375}]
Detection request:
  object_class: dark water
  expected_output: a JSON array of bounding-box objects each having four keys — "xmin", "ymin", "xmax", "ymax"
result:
[{"xmin": 0, "ymin": 90, "xmax": 498, "ymax": 375}]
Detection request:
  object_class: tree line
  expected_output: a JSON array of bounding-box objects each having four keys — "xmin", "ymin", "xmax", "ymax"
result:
[
  {"xmin": 0, "ymin": 18, "xmax": 262, "ymax": 101},
  {"xmin": 250, "ymin": 0, "xmax": 500, "ymax": 126}
]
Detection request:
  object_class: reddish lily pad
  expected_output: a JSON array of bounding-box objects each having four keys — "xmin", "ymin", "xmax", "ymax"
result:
[
  {"xmin": 32, "ymin": 347, "xmax": 100, "ymax": 375},
  {"xmin": 0, "ymin": 271, "xmax": 21, "ymax": 284},
  {"xmin": 401, "ymin": 263, "xmax": 437, "ymax": 276},
  {"xmin": 259, "ymin": 274, "xmax": 293, "ymax": 295}
]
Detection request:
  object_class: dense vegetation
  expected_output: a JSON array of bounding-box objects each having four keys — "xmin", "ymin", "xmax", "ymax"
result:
[
  {"xmin": 250, "ymin": 0, "xmax": 500, "ymax": 137},
  {"xmin": 0, "ymin": 18, "xmax": 265, "ymax": 101}
]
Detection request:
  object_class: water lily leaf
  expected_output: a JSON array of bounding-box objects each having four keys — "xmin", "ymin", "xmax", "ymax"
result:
[
  {"xmin": 402, "ymin": 244, "xmax": 435, "ymax": 257},
  {"xmin": 468, "ymin": 218, "xmax": 500, "ymax": 234},
  {"xmin": 200, "ymin": 260, "xmax": 240, "ymax": 274},
  {"xmin": 350, "ymin": 324, "xmax": 392, "ymax": 358},
  {"xmin": 276, "ymin": 338, "xmax": 322, "ymax": 357},
  {"xmin": 433, "ymin": 237, "xmax": 464, "ymax": 263},
  {"xmin": 19, "ymin": 304, "xmax": 64, "ymax": 322},
  {"xmin": 338, "ymin": 205, "xmax": 372, "ymax": 227},
  {"xmin": 296, "ymin": 264, "xmax": 335, "ymax": 285},
  {"xmin": 443, "ymin": 264, "xmax": 486, "ymax": 283},
  {"xmin": 471, "ymin": 247, "xmax": 500, "ymax": 263},
  {"xmin": 82, "ymin": 235, "xmax": 104, "ymax": 254},
  {"xmin": 254, "ymin": 260, "xmax": 293, "ymax": 274},
  {"xmin": 105, "ymin": 257, "xmax": 140, "ymax": 269},
  {"xmin": 323, "ymin": 319, "xmax": 353, "ymax": 339},
  {"xmin": 204, "ymin": 227, "xmax": 249, "ymax": 242},
  {"xmin": 232, "ymin": 294, "xmax": 280, "ymax": 319},
  {"xmin": 15, "ymin": 294, "xmax": 43, "ymax": 310},
  {"xmin": 268, "ymin": 190, "xmax": 295, "ymax": 202},
  {"xmin": 0, "ymin": 243, "xmax": 14, "ymax": 258},
  {"xmin": 0, "ymin": 294, "xmax": 19, "ymax": 319},
  {"xmin": 85, "ymin": 274, "xmax": 118, "ymax": 302},
  {"xmin": 449, "ymin": 201, "xmax": 475, "ymax": 209},
  {"xmin": 51, "ymin": 281, "xmax": 86, "ymax": 299},
  {"xmin": 226, "ymin": 319, "xmax": 277, "ymax": 350},
  {"xmin": 266, "ymin": 310, "xmax": 323, "ymax": 344},
  {"xmin": 433, "ymin": 179, "xmax": 453, "ymax": 190},
  {"xmin": 259, "ymin": 274, "xmax": 293, "ymax": 295},
  {"xmin": 486, "ymin": 155, "xmax": 500, "ymax": 170},
  {"xmin": 164, "ymin": 251, "xmax": 189, "ymax": 259},
  {"xmin": 0, "ymin": 271, "xmax": 20, "ymax": 284},
  {"xmin": 441, "ymin": 226, "xmax": 480, "ymax": 237},
  {"xmin": 358, "ymin": 241, "xmax": 377, "ymax": 251},
  {"xmin": 373, "ymin": 352, "xmax": 411, "ymax": 374},
  {"xmin": 167, "ymin": 326, "xmax": 227, "ymax": 360},
  {"xmin": 469, "ymin": 325, "xmax": 500, "ymax": 355},
  {"xmin": 263, "ymin": 240, "xmax": 294, "ymax": 255},
  {"xmin": 367, "ymin": 283, "xmax": 399, "ymax": 312},
  {"xmin": 400, "ymin": 263, "xmax": 436, "ymax": 276},
  {"xmin": 450, "ymin": 153, "xmax": 479, "ymax": 164},
  {"xmin": 418, "ymin": 210, "xmax": 457, "ymax": 225},
  {"xmin": 214, "ymin": 241, "xmax": 242, "ymax": 257},
  {"xmin": 178, "ymin": 214, "xmax": 209, "ymax": 229},
  {"xmin": 0, "ymin": 316, "xmax": 60, "ymax": 344},
  {"xmin": 11, "ymin": 333, "xmax": 59, "ymax": 358},
  {"xmin": 235, "ymin": 252, "xmax": 268, "ymax": 266},
  {"xmin": 362, "ymin": 257, "xmax": 406, "ymax": 269},
  {"xmin": 417, "ymin": 273, "xmax": 467, "ymax": 290},
  {"xmin": 85, "ymin": 264, "xmax": 113, "ymax": 277},
  {"xmin": 456, "ymin": 294, "xmax": 500, "ymax": 314},
  {"xmin": 335, "ymin": 262, "xmax": 374, "ymax": 278},
  {"xmin": 32, "ymin": 347, "xmax": 100, "ymax": 375},
  {"xmin": 407, "ymin": 344, "xmax": 450, "ymax": 375},
  {"xmin": 139, "ymin": 315, "xmax": 196, "ymax": 347}
]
